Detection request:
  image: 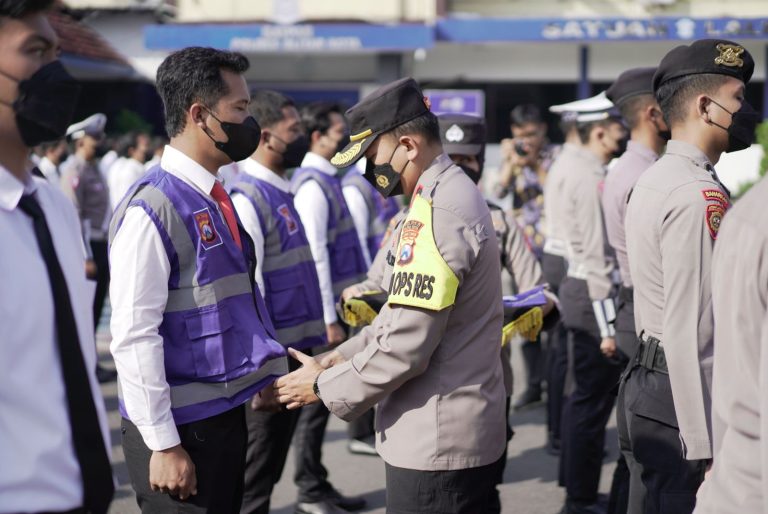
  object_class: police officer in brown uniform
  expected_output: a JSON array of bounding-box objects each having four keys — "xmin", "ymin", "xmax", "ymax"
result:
[
  {"xmin": 622, "ymin": 39, "xmax": 759, "ymax": 513},
  {"xmin": 275, "ymin": 77, "xmax": 507, "ymax": 513},
  {"xmin": 557, "ymin": 104, "xmax": 627, "ymax": 514},
  {"xmin": 60, "ymin": 113, "xmax": 115, "ymax": 382},
  {"xmin": 602, "ymin": 66, "xmax": 669, "ymax": 514},
  {"xmin": 695, "ymin": 160, "xmax": 766, "ymax": 514}
]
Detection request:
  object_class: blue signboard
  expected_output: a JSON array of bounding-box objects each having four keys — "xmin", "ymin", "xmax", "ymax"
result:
[
  {"xmin": 424, "ymin": 89, "xmax": 485, "ymax": 117},
  {"xmin": 436, "ymin": 17, "xmax": 768, "ymax": 42},
  {"xmin": 145, "ymin": 23, "xmax": 434, "ymax": 52}
]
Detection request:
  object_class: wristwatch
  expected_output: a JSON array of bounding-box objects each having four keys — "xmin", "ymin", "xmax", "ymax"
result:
[{"xmin": 313, "ymin": 374, "xmax": 322, "ymax": 399}]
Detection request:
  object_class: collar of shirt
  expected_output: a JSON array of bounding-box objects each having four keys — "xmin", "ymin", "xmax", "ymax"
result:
[
  {"xmin": 301, "ymin": 152, "xmax": 337, "ymax": 176},
  {"xmin": 241, "ymin": 157, "xmax": 291, "ymax": 193},
  {"xmin": 160, "ymin": 145, "xmax": 218, "ymax": 196},
  {"xmin": 664, "ymin": 140, "xmax": 712, "ymax": 171},
  {"xmin": 626, "ymin": 140, "xmax": 659, "ymax": 163},
  {"xmin": 415, "ymin": 153, "xmax": 454, "ymax": 191},
  {"xmin": 0, "ymin": 166, "xmax": 37, "ymax": 211}
]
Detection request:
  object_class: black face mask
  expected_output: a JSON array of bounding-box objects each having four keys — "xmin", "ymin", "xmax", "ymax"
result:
[
  {"xmin": 612, "ymin": 134, "xmax": 629, "ymax": 159},
  {"xmin": 651, "ymin": 115, "xmax": 672, "ymax": 142},
  {"xmin": 709, "ymin": 99, "xmax": 762, "ymax": 153},
  {"xmin": 203, "ymin": 108, "xmax": 261, "ymax": 162},
  {"xmin": 0, "ymin": 60, "xmax": 81, "ymax": 147},
  {"xmin": 365, "ymin": 145, "xmax": 405, "ymax": 197},
  {"xmin": 272, "ymin": 133, "xmax": 309, "ymax": 169},
  {"xmin": 458, "ymin": 163, "xmax": 482, "ymax": 184}
]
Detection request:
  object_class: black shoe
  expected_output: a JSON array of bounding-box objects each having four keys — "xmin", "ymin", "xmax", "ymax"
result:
[
  {"xmin": 326, "ymin": 488, "xmax": 367, "ymax": 511},
  {"xmin": 296, "ymin": 500, "xmax": 348, "ymax": 514},
  {"xmin": 96, "ymin": 364, "xmax": 117, "ymax": 383},
  {"xmin": 513, "ymin": 387, "xmax": 543, "ymax": 410},
  {"xmin": 347, "ymin": 436, "xmax": 378, "ymax": 456}
]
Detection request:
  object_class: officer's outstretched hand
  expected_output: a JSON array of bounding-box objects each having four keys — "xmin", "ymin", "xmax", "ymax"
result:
[{"xmin": 275, "ymin": 348, "xmax": 325, "ymax": 410}]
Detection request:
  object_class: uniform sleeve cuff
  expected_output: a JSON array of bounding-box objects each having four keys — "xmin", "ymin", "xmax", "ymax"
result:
[{"xmin": 136, "ymin": 420, "xmax": 181, "ymax": 451}]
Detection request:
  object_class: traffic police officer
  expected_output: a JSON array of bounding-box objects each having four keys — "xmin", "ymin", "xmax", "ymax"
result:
[
  {"xmin": 603, "ymin": 66, "xmax": 668, "ymax": 514},
  {"xmin": 556, "ymin": 103, "xmax": 627, "ymax": 514},
  {"xmin": 60, "ymin": 113, "xmax": 116, "ymax": 382},
  {"xmin": 623, "ymin": 39, "xmax": 758, "ymax": 513},
  {"xmin": 275, "ymin": 77, "xmax": 507, "ymax": 513},
  {"xmin": 695, "ymin": 161, "xmax": 767, "ymax": 514},
  {"xmin": 543, "ymin": 92, "xmax": 615, "ymax": 455}
]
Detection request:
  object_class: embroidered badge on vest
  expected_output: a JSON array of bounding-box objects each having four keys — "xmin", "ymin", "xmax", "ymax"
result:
[
  {"xmin": 194, "ymin": 207, "xmax": 222, "ymax": 249},
  {"xmin": 701, "ymin": 188, "xmax": 729, "ymax": 240},
  {"xmin": 276, "ymin": 204, "xmax": 299, "ymax": 235}
]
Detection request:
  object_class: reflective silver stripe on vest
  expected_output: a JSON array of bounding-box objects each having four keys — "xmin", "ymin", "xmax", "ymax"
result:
[
  {"xmin": 261, "ymin": 246, "xmax": 315, "ymax": 273},
  {"xmin": 292, "ymin": 170, "xmax": 346, "ymax": 244},
  {"xmin": 275, "ymin": 318, "xmax": 327, "ymax": 347},
  {"xmin": 165, "ymin": 273, "xmax": 254, "ymax": 313},
  {"xmin": 169, "ymin": 357, "xmax": 289, "ymax": 409},
  {"xmin": 110, "ymin": 183, "xmax": 200, "ymax": 288},
  {"xmin": 345, "ymin": 173, "xmax": 388, "ymax": 240}
]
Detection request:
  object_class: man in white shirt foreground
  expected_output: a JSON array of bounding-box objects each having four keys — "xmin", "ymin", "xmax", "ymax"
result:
[{"xmin": 0, "ymin": 1, "xmax": 113, "ymax": 512}]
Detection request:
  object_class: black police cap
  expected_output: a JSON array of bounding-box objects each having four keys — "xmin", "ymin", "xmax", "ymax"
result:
[
  {"xmin": 653, "ymin": 39, "xmax": 754, "ymax": 93},
  {"xmin": 606, "ymin": 67, "xmax": 656, "ymax": 106},
  {"xmin": 438, "ymin": 113, "xmax": 486, "ymax": 156},
  {"xmin": 331, "ymin": 77, "xmax": 430, "ymax": 168}
]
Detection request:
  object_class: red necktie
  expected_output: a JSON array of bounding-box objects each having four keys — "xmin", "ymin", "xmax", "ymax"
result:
[{"xmin": 211, "ymin": 181, "xmax": 242, "ymax": 250}]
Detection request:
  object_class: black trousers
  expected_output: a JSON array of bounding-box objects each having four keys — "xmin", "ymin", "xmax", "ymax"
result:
[
  {"xmin": 619, "ymin": 366, "xmax": 706, "ymax": 514},
  {"xmin": 89, "ymin": 240, "xmax": 109, "ymax": 330},
  {"xmin": 122, "ymin": 406, "xmax": 247, "ymax": 514},
  {"xmin": 559, "ymin": 277, "xmax": 622, "ymax": 503},
  {"xmin": 490, "ymin": 398, "xmax": 513, "ymax": 514},
  {"xmin": 542, "ymin": 253, "xmax": 568, "ymax": 443},
  {"xmin": 385, "ymin": 455, "xmax": 505, "ymax": 514}
]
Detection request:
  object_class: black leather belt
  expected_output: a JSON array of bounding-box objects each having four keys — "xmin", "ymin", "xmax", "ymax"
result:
[
  {"xmin": 636, "ymin": 334, "xmax": 667, "ymax": 374},
  {"xmin": 618, "ymin": 285, "xmax": 634, "ymax": 303}
]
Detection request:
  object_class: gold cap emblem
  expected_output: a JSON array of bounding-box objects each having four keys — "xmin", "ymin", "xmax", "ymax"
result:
[
  {"xmin": 376, "ymin": 174, "xmax": 390, "ymax": 188},
  {"xmin": 330, "ymin": 139, "xmax": 365, "ymax": 167},
  {"xmin": 714, "ymin": 43, "xmax": 744, "ymax": 68}
]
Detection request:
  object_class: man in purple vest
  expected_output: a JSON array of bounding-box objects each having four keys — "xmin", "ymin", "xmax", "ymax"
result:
[
  {"xmin": 109, "ymin": 47, "xmax": 288, "ymax": 513},
  {"xmin": 231, "ymin": 91, "xmax": 366, "ymax": 514}
]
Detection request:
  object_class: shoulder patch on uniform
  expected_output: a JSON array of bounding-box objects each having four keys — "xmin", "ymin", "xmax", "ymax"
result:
[
  {"xmin": 276, "ymin": 203, "xmax": 299, "ymax": 235},
  {"xmin": 473, "ymin": 222, "xmax": 489, "ymax": 244},
  {"xmin": 701, "ymin": 189, "xmax": 728, "ymax": 206},
  {"xmin": 194, "ymin": 207, "xmax": 223, "ymax": 250},
  {"xmin": 705, "ymin": 203, "xmax": 725, "ymax": 240},
  {"xmin": 396, "ymin": 219, "xmax": 424, "ymax": 265}
]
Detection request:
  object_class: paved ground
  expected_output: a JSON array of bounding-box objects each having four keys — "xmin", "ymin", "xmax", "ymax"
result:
[{"xmin": 100, "ymin": 330, "xmax": 618, "ymax": 514}]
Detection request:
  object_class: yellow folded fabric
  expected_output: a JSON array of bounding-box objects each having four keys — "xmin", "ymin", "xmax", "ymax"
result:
[{"xmin": 501, "ymin": 307, "xmax": 543, "ymax": 347}]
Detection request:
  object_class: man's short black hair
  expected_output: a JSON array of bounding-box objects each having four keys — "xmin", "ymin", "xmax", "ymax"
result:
[
  {"xmin": 248, "ymin": 90, "xmax": 295, "ymax": 129},
  {"xmin": 0, "ymin": 0, "xmax": 54, "ymax": 18},
  {"xmin": 388, "ymin": 111, "xmax": 441, "ymax": 145},
  {"xmin": 116, "ymin": 131, "xmax": 147, "ymax": 158},
  {"xmin": 619, "ymin": 94, "xmax": 656, "ymax": 130},
  {"xmin": 510, "ymin": 104, "xmax": 544, "ymax": 127},
  {"xmin": 577, "ymin": 118, "xmax": 621, "ymax": 145},
  {"xmin": 156, "ymin": 47, "xmax": 249, "ymax": 138},
  {"xmin": 301, "ymin": 102, "xmax": 343, "ymax": 138},
  {"xmin": 656, "ymin": 73, "xmax": 731, "ymax": 127}
]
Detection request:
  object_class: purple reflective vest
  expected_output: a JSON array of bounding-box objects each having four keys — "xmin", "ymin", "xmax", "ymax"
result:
[
  {"xmin": 342, "ymin": 171, "xmax": 401, "ymax": 259},
  {"xmin": 231, "ymin": 174, "xmax": 326, "ymax": 350},
  {"xmin": 291, "ymin": 167, "xmax": 367, "ymax": 298},
  {"xmin": 109, "ymin": 166, "xmax": 288, "ymax": 426}
]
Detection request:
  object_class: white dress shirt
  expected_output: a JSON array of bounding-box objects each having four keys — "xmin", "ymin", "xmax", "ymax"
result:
[
  {"xmin": 341, "ymin": 165, "xmax": 373, "ymax": 267},
  {"xmin": 110, "ymin": 145, "xmax": 225, "ymax": 451},
  {"xmin": 0, "ymin": 168, "xmax": 111, "ymax": 513},
  {"xmin": 108, "ymin": 156, "xmax": 147, "ymax": 211},
  {"xmin": 37, "ymin": 156, "xmax": 61, "ymax": 188},
  {"xmin": 294, "ymin": 152, "xmax": 342, "ymax": 325},
  {"xmin": 231, "ymin": 158, "xmax": 292, "ymax": 297}
]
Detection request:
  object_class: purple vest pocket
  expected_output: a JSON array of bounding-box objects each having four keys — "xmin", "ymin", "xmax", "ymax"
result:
[
  {"xmin": 266, "ymin": 269, "xmax": 311, "ymax": 325},
  {"xmin": 183, "ymin": 304, "xmax": 249, "ymax": 378}
]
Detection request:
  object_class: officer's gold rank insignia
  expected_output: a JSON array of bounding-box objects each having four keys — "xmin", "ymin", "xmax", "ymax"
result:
[
  {"xmin": 715, "ymin": 43, "xmax": 745, "ymax": 68},
  {"xmin": 376, "ymin": 174, "xmax": 390, "ymax": 188},
  {"xmin": 330, "ymin": 139, "xmax": 365, "ymax": 166}
]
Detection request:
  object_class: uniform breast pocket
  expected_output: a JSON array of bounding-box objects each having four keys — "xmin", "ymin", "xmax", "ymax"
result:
[
  {"xmin": 266, "ymin": 269, "xmax": 310, "ymax": 325},
  {"xmin": 184, "ymin": 304, "xmax": 248, "ymax": 378}
]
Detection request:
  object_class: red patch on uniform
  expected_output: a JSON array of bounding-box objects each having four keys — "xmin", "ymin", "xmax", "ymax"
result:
[
  {"xmin": 276, "ymin": 204, "xmax": 299, "ymax": 235},
  {"xmin": 701, "ymin": 189, "xmax": 729, "ymax": 206},
  {"xmin": 705, "ymin": 203, "xmax": 725, "ymax": 240},
  {"xmin": 194, "ymin": 210, "xmax": 218, "ymax": 243}
]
